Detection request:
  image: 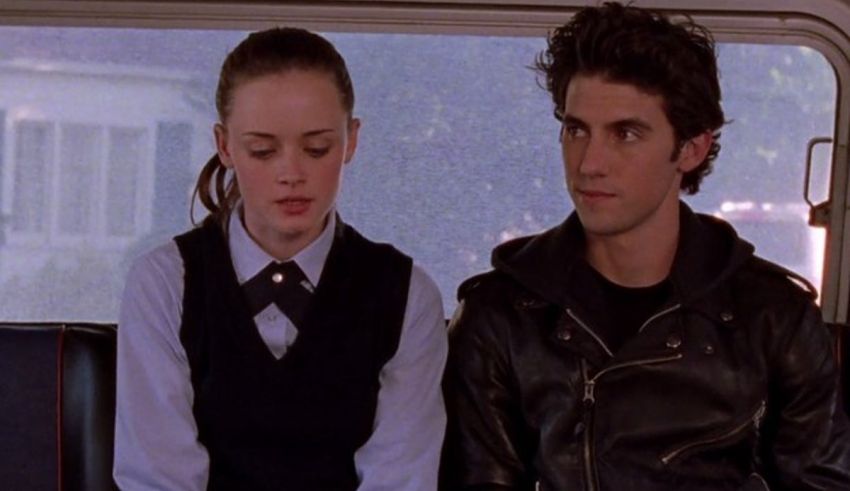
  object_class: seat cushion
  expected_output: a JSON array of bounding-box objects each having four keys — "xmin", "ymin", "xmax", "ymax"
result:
[{"xmin": 0, "ymin": 323, "xmax": 117, "ymax": 491}]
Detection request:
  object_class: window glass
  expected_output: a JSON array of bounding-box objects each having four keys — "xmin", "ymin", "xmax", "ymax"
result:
[
  {"xmin": 58, "ymin": 123, "xmax": 99, "ymax": 235},
  {"xmin": 107, "ymin": 127, "xmax": 145, "ymax": 237},
  {"xmin": 0, "ymin": 27, "xmax": 836, "ymax": 321},
  {"xmin": 12, "ymin": 121, "xmax": 52, "ymax": 234},
  {"xmin": 689, "ymin": 44, "xmax": 835, "ymax": 292}
]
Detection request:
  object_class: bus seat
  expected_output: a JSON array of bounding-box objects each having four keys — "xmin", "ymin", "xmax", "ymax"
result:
[
  {"xmin": 0, "ymin": 323, "xmax": 117, "ymax": 491},
  {"xmin": 832, "ymin": 322, "xmax": 850, "ymax": 417}
]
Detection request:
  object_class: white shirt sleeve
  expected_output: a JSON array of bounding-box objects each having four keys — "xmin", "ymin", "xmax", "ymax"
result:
[
  {"xmin": 113, "ymin": 241, "xmax": 210, "ymax": 491},
  {"xmin": 354, "ymin": 263, "xmax": 448, "ymax": 491},
  {"xmin": 114, "ymin": 241, "xmax": 447, "ymax": 490}
]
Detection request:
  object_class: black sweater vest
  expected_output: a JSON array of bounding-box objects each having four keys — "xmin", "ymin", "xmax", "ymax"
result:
[{"xmin": 174, "ymin": 218, "xmax": 412, "ymax": 491}]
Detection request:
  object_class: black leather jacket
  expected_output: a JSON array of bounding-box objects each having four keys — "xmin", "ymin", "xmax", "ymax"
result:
[{"xmin": 442, "ymin": 204, "xmax": 850, "ymax": 491}]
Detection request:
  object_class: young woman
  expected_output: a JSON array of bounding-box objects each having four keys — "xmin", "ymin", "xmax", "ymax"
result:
[{"xmin": 114, "ymin": 28, "xmax": 447, "ymax": 490}]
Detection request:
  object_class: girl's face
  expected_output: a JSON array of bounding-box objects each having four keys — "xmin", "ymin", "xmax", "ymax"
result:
[{"xmin": 215, "ymin": 69, "xmax": 359, "ymax": 260}]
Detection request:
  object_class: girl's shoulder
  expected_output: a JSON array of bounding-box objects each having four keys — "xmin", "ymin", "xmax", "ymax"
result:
[{"xmin": 123, "ymin": 239, "xmax": 186, "ymax": 312}]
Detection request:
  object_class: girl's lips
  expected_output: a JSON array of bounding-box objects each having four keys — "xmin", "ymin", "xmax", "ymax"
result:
[{"xmin": 276, "ymin": 197, "xmax": 312, "ymax": 215}]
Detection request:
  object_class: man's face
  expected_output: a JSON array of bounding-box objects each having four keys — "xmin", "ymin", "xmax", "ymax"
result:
[{"xmin": 561, "ymin": 74, "xmax": 704, "ymax": 243}]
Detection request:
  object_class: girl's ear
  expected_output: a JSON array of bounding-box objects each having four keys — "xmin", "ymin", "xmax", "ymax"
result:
[
  {"xmin": 214, "ymin": 123, "xmax": 233, "ymax": 168},
  {"xmin": 344, "ymin": 118, "xmax": 360, "ymax": 165}
]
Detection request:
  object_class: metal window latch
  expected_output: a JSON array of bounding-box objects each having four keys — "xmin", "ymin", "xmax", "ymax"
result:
[{"xmin": 804, "ymin": 137, "xmax": 833, "ymax": 228}]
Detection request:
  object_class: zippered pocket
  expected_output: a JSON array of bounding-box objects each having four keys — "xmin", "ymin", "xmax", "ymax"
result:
[
  {"xmin": 660, "ymin": 400, "xmax": 766, "ymax": 466},
  {"xmin": 743, "ymin": 472, "xmax": 771, "ymax": 491}
]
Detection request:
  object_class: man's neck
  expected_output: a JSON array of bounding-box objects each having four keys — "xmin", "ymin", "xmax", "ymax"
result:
[{"xmin": 584, "ymin": 212, "xmax": 680, "ymax": 288}]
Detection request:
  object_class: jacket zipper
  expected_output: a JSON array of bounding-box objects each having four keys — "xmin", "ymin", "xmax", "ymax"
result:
[
  {"xmin": 659, "ymin": 400, "xmax": 767, "ymax": 465},
  {"xmin": 581, "ymin": 359, "xmax": 598, "ymax": 491},
  {"xmin": 580, "ymin": 353, "xmax": 684, "ymax": 491},
  {"xmin": 566, "ymin": 308, "xmax": 614, "ymax": 357},
  {"xmin": 566, "ymin": 303, "xmax": 682, "ymax": 356},
  {"xmin": 570, "ymin": 305, "xmax": 683, "ymax": 491},
  {"xmin": 638, "ymin": 304, "xmax": 682, "ymax": 333},
  {"xmin": 749, "ymin": 472, "xmax": 770, "ymax": 491}
]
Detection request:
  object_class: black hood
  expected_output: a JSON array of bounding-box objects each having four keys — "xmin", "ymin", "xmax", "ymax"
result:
[{"xmin": 490, "ymin": 202, "xmax": 755, "ymax": 308}]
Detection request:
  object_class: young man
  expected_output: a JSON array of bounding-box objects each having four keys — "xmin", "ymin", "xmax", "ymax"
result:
[{"xmin": 442, "ymin": 3, "xmax": 850, "ymax": 490}]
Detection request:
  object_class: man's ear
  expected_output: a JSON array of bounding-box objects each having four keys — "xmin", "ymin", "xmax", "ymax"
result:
[
  {"xmin": 344, "ymin": 117, "xmax": 361, "ymax": 165},
  {"xmin": 677, "ymin": 131, "xmax": 713, "ymax": 173},
  {"xmin": 214, "ymin": 123, "xmax": 233, "ymax": 168}
]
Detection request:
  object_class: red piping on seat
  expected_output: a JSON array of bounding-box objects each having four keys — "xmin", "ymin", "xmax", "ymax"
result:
[{"xmin": 56, "ymin": 326, "xmax": 65, "ymax": 491}]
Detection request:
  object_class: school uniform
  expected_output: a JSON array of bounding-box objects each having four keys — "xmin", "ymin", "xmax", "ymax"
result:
[{"xmin": 114, "ymin": 210, "xmax": 447, "ymax": 490}]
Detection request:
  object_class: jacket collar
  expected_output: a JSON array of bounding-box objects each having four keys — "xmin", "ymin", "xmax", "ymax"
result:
[{"xmin": 491, "ymin": 201, "xmax": 755, "ymax": 313}]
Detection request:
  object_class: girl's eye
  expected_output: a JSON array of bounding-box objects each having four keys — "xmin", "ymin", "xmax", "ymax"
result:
[
  {"xmin": 305, "ymin": 147, "xmax": 330, "ymax": 158},
  {"xmin": 249, "ymin": 149, "xmax": 274, "ymax": 159}
]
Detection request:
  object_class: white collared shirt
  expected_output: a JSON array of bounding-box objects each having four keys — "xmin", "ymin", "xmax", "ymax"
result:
[
  {"xmin": 229, "ymin": 211, "xmax": 337, "ymax": 359},
  {"xmin": 114, "ymin": 211, "xmax": 447, "ymax": 491}
]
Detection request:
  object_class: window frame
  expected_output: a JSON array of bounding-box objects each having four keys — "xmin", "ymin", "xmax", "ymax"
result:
[{"xmin": 1, "ymin": 0, "xmax": 849, "ymax": 321}]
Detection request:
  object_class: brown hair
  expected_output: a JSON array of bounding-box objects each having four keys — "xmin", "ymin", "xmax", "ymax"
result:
[
  {"xmin": 192, "ymin": 27, "xmax": 355, "ymax": 226},
  {"xmin": 534, "ymin": 2, "xmax": 725, "ymax": 194}
]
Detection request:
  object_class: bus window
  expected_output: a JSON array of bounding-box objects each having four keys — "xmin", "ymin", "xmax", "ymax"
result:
[
  {"xmin": 0, "ymin": 28, "xmax": 836, "ymax": 320},
  {"xmin": 690, "ymin": 44, "xmax": 835, "ymax": 295},
  {"xmin": 711, "ymin": 201, "xmax": 826, "ymax": 292}
]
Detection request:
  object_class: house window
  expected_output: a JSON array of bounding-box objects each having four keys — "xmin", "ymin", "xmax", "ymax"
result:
[
  {"xmin": 106, "ymin": 127, "xmax": 145, "ymax": 237},
  {"xmin": 57, "ymin": 123, "xmax": 99, "ymax": 235},
  {"xmin": 9, "ymin": 120, "xmax": 148, "ymax": 241},
  {"xmin": 12, "ymin": 121, "xmax": 52, "ymax": 234}
]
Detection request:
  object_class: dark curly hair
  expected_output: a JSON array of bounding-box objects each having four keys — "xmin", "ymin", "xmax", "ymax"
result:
[
  {"xmin": 192, "ymin": 27, "xmax": 354, "ymax": 225},
  {"xmin": 534, "ymin": 2, "xmax": 724, "ymax": 194}
]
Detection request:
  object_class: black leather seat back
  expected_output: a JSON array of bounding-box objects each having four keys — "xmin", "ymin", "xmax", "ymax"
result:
[
  {"xmin": 0, "ymin": 323, "xmax": 117, "ymax": 491},
  {"xmin": 827, "ymin": 322, "xmax": 850, "ymax": 416}
]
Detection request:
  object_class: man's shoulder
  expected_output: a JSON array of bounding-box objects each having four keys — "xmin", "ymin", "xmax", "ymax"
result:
[
  {"xmin": 720, "ymin": 257, "xmax": 821, "ymax": 331},
  {"xmin": 735, "ymin": 255, "xmax": 818, "ymax": 303},
  {"xmin": 450, "ymin": 268, "xmax": 554, "ymax": 336},
  {"xmin": 449, "ymin": 270, "xmax": 525, "ymax": 349},
  {"xmin": 457, "ymin": 269, "xmax": 527, "ymax": 305}
]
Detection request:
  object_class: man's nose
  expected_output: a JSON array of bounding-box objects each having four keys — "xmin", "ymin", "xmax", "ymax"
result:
[{"xmin": 575, "ymin": 136, "xmax": 610, "ymax": 176}]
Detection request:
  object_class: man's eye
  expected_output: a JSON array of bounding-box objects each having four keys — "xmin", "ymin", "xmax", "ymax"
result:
[
  {"xmin": 563, "ymin": 125, "xmax": 586, "ymax": 140},
  {"xmin": 305, "ymin": 147, "xmax": 330, "ymax": 158},
  {"xmin": 617, "ymin": 128, "xmax": 640, "ymax": 142}
]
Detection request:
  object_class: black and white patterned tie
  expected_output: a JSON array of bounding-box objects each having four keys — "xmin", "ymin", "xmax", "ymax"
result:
[{"xmin": 241, "ymin": 261, "xmax": 314, "ymax": 329}]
